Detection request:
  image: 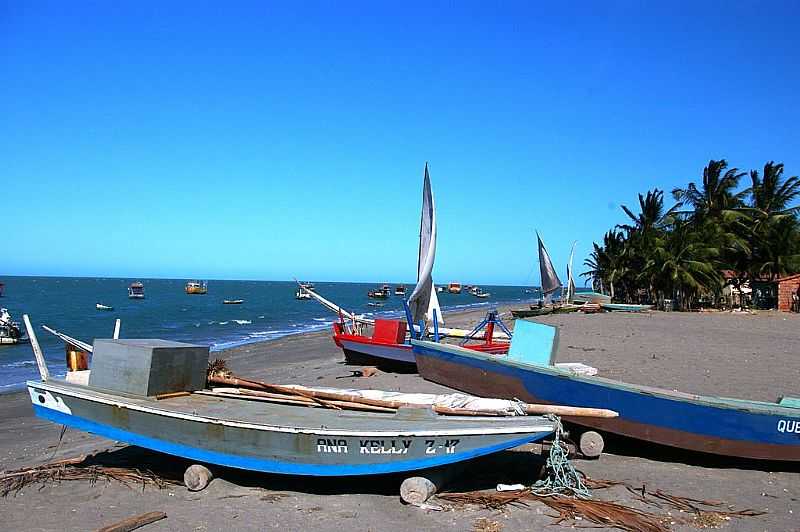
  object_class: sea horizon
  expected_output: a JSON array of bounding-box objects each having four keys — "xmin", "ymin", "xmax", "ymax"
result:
[{"xmin": 0, "ymin": 276, "xmax": 546, "ymax": 393}]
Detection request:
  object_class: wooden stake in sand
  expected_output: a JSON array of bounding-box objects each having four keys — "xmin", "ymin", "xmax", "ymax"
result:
[{"xmin": 96, "ymin": 511, "xmax": 166, "ymax": 532}]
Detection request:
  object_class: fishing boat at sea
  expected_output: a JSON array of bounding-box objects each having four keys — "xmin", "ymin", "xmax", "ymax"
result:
[
  {"xmin": 185, "ymin": 280, "xmax": 208, "ymax": 295},
  {"xmin": 295, "ymin": 282, "xmax": 314, "ymax": 300},
  {"xmin": 223, "ymin": 299, "xmax": 244, "ymax": 305},
  {"xmin": 128, "ymin": 281, "xmax": 145, "ymax": 299},
  {"xmin": 394, "ymin": 285, "xmax": 406, "ymax": 296},
  {"xmin": 471, "ymin": 287, "xmax": 490, "ymax": 299},
  {"xmin": 447, "ymin": 282, "xmax": 462, "ymax": 294},
  {"xmin": 412, "ymin": 318, "xmax": 800, "ymax": 461},
  {"xmin": 95, "ymin": 303, "xmax": 113, "ymax": 311},
  {"xmin": 600, "ymin": 303, "xmax": 653, "ymax": 312},
  {"xmin": 20, "ymin": 318, "xmax": 582, "ymax": 477},
  {"xmin": 367, "ymin": 284, "xmax": 391, "ymax": 299},
  {"xmin": 0, "ymin": 308, "xmax": 23, "ymax": 345}
]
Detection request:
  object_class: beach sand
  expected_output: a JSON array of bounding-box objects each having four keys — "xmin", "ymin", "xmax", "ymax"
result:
[{"xmin": 1, "ymin": 307, "xmax": 798, "ymax": 531}]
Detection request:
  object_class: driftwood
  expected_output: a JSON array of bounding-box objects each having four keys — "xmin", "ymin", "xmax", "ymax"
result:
[
  {"xmin": 97, "ymin": 511, "xmax": 166, "ymax": 532},
  {"xmin": 207, "ymin": 374, "xmax": 617, "ymax": 418}
]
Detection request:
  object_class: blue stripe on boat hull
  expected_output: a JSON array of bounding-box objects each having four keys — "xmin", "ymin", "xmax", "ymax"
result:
[
  {"xmin": 32, "ymin": 405, "xmax": 545, "ymax": 476},
  {"xmin": 413, "ymin": 343, "xmax": 800, "ymax": 461}
]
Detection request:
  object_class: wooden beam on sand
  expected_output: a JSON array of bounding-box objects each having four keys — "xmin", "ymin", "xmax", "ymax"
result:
[
  {"xmin": 96, "ymin": 511, "xmax": 166, "ymax": 532},
  {"xmin": 23, "ymin": 315, "xmax": 49, "ymax": 381}
]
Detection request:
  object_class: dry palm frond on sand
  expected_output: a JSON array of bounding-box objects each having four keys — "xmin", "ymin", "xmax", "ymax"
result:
[{"xmin": 0, "ymin": 454, "xmax": 179, "ymax": 497}]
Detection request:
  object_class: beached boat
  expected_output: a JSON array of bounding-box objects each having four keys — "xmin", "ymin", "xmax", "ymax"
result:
[
  {"xmin": 0, "ymin": 308, "xmax": 22, "ymax": 345},
  {"xmin": 128, "ymin": 281, "xmax": 145, "ymax": 299},
  {"xmin": 600, "ymin": 303, "xmax": 653, "ymax": 312},
  {"xmin": 185, "ymin": 280, "xmax": 208, "ymax": 295},
  {"xmin": 95, "ymin": 303, "xmax": 113, "ymax": 311},
  {"xmin": 412, "ymin": 319, "xmax": 800, "ymax": 461},
  {"xmin": 572, "ymin": 291, "xmax": 612, "ymax": 305},
  {"xmin": 511, "ymin": 307, "xmax": 553, "ymax": 318},
  {"xmin": 394, "ymin": 285, "xmax": 406, "ymax": 296},
  {"xmin": 223, "ymin": 299, "xmax": 244, "ymax": 305},
  {"xmin": 22, "ymin": 322, "xmax": 559, "ymax": 477},
  {"xmin": 448, "ymin": 282, "xmax": 462, "ymax": 294}
]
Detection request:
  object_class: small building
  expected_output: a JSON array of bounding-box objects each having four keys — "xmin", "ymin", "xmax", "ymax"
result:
[
  {"xmin": 776, "ymin": 273, "xmax": 800, "ymax": 312},
  {"xmin": 750, "ymin": 274, "xmax": 800, "ymax": 311}
]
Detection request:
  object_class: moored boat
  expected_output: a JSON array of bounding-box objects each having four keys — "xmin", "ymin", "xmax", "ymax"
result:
[
  {"xmin": 185, "ymin": 280, "xmax": 208, "ymax": 295},
  {"xmin": 0, "ymin": 308, "xmax": 22, "ymax": 345},
  {"xmin": 128, "ymin": 281, "xmax": 145, "ymax": 299},
  {"xmin": 296, "ymin": 282, "xmax": 314, "ymax": 300},
  {"xmin": 448, "ymin": 282, "xmax": 462, "ymax": 294},
  {"xmin": 394, "ymin": 285, "xmax": 406, "ymax": 296},
  {"xmin": 412, "ymin": 319, "xmax": 800, "ymax": 461},
  {"xmin": 367, "ymin": 284, "xmax": 391, "ymax": 299}
]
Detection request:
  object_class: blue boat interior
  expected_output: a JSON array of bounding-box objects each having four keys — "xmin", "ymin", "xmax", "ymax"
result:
[{"xmin": 507, "ymin": 319, "xmax": 559, "ymax": 366}]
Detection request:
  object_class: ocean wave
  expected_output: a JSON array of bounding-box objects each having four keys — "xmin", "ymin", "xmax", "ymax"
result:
[
  {"xmin": 312, "ymin": 317, "xmax": 327, "ymax": 322},
  {"xmin": 232, "ymin": 320, "xmax": 252, "ymax": 325},
  {"xmin": 218, "ymin": 321, "xmax": 229, "ymax": 325},
  {"xmin": 2, "ymin": 360, "xmax": 37, "ymax": 368}
]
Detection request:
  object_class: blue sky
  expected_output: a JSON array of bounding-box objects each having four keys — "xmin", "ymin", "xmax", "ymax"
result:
[{"xmin": 2, "ymin": 1, "xmax": 799, "ymax": 285}]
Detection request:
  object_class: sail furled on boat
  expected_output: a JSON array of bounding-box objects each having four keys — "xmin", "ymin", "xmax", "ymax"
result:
[
  {"xmin": 408, "ymin": 163, "xmax": 444, "ymax": 325},
  {"xmin": 537, "ymin": 232, "xmax": 562, "ymax": 299}
]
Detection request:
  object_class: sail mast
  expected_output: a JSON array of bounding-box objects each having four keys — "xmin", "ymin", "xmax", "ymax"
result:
[{"xmin": 536, "ymin": 231, "xmax": 563, "ymax": 304}]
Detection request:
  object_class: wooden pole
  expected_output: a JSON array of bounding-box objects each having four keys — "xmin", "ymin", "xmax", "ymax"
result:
[
  {"xmin": 208, "ymin": 375, "xmax": 618, "ymax": 418},
  {"xmin": 400, "ymin": 464, "xmax": 465, "ymax": 505},
  {"xmin": 23, "ymin": 315, "xmax": 49, "ymax": 381},
  {"xmin": 113, "ymin": 319, "xmax": 121, "ymax": 340},
  {"xmin": 97, "ymin": 511, "xmax": 166, "ymax": 532}
]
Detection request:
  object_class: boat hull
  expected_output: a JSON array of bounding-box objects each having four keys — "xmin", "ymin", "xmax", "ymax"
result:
[
  {"xmin": 336, "ymin": 336, "xmax": 416, "ymax": 367},
  {"xmin": 412, "ymin": 341, "xmax": 800, "ymax": 461},
  {"xmin": 27, "ymin": 381, "xmax": 552, "ymax": 476}
]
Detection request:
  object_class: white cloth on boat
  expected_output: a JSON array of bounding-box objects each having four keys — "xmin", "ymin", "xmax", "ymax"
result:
[{"xmin": 283, "ymin": 385, "xmax": 529, "ymax": 416}]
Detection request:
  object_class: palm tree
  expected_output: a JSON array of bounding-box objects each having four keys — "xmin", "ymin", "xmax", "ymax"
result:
[
  {"xmin": 672, "ymin": 159, "xmax": 747, "ymax": 219},
  {"xmin": 748, "ymin": 161, "xmax": 800, "ymax": 218}
]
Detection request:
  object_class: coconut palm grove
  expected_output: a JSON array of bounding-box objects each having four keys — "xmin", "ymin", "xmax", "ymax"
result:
[{"xmin": 583, "ymin": 159, "xmax": 800, "ymax": 310}]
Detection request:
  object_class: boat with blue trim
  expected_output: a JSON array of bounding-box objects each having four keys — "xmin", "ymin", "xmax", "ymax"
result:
[
  {"xmin": 21, "ymin": 316, "xmax": 562, "ymax": 477},
  {"xmin": 412, "ymin": 319, "xmax": 800, "ymax": 461}
]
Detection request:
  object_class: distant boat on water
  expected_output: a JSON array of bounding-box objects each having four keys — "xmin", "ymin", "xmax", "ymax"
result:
[
  {"xmin": 128, "ymin": 281, "xmax": 145, "ymax": 299},
  {"xmin": 295, "ymin": 282, "xmax": 314, "ymax": 300},
  {"xmin": 185, "ymin": 280, "xmax": 208, "ymax": 295},
  {"xmin": 367, "ymin": 284, "xmax": 391, "ymax": 299},
  {"xmin": 0, "ymin": 308, "xmax": 23, "ymax": 345},
  {"xmin": 223, "ymin": 299, "xmax": 244, "ymax": 305},
  {"xmin": 448, "ymin": 282, "xmax": 462, "ymax": 294},
  {"xmin": 96, "ymin": 303, "xmax": 113, "ymax": 311},
  {"xmin": 394, "ymin": 285, "xmax": 406, "ymax": 296}
]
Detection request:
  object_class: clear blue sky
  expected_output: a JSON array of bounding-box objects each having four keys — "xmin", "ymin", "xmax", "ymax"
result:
[{"xmin": 3, "ymin": 1, "xmax": 799, "ymax": 285}]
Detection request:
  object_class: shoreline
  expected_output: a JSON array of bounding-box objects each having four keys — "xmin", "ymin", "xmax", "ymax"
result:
[{"xmin": 1, "ymin": 306, "xmax": 798, "ymax": 531}]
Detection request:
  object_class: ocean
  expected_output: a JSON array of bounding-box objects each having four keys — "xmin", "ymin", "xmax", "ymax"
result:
[{"xmin": 0, "ymin": 276, "xmax": 539, "ymax": 392}]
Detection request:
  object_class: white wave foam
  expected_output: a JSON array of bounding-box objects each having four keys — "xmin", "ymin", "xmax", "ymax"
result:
[
  {"xmin": 218, "ymin": 321, "xmax": 229, "ymax": 325},
  {"xmin": 232, "ymin": 320, "xmax": 252, "ymax": 325}
]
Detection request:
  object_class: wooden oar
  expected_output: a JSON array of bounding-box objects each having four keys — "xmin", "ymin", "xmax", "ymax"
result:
[{"xmin": 207, "ymin": 375, "xmax": 618, "ymax": 418}]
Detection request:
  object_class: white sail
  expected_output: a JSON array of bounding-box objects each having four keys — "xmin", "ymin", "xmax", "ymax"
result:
[
  {"xmin": 408, "ymin": 163, "xmax": 443, "ymax": 325},
  {"xmin": 565, "ymin": 241, "xmax": 577, "ymax": 303}
]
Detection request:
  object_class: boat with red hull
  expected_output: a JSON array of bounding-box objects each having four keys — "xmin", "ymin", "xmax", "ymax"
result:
[
  {"xmin": 411, "ymin": 319, "xmax": 800, "ymax": 462},
  {"xmin": 333, "ymin": 318, "xmax": 509, "ymax": 369}
]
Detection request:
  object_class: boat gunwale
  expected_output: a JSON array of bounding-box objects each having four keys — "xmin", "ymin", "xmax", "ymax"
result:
[
  {"xmin": 411, "ymin": 339, "xmax": 800, "ymax": 416},
  {"xmin": 27, "ymin": 379, "xmax": 556, "ymax": 437}
]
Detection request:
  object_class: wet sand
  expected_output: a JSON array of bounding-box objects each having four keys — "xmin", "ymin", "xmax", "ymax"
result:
[{"xmin": 1, "ymin": 307, "xmax": 798, "ymax": 531}]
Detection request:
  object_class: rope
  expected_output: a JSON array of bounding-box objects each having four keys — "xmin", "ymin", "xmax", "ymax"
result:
[{"xmin": 531, "ymin": 415, "xmax": 592, "ymax": 499}]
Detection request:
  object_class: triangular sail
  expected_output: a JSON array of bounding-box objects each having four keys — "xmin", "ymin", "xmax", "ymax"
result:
[
  {"xmin": 408, "ymin": 163, "xmax": 443, "ymax": 325},
  {"xmin": 565, "ymin": 241, "xmax": 576, "ymax": 303},
  {"xmin": 537, "ymin": 232, "xmax": 562, "ymax": 300}
]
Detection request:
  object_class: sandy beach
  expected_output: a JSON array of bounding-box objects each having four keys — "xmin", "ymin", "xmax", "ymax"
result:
[{"xmin": 1, "ymin": 307, "xmax": 798, "ymax": 531}]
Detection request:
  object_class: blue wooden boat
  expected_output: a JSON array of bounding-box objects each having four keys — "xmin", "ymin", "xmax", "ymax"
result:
[
  {"xmin": 412, "ymin": 320, "xmax": 800, "ymax": 461},
  {"xmin": 600, "ymin": 303, "xmax": 652, "ymax": 312}
]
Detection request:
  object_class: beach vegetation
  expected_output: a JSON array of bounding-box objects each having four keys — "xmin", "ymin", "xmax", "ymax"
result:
[{"xmin": 583, "ymin": 160, "xmax": 800, "ymax": 309}]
